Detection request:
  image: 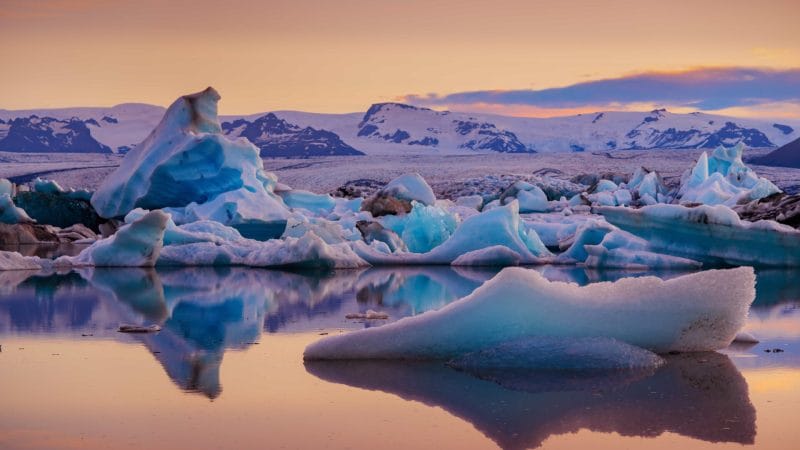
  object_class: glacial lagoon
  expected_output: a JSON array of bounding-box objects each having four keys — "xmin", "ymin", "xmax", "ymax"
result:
[{"xmin": 0, "ymin": 265, "xmax": 798, "ymax": 450}]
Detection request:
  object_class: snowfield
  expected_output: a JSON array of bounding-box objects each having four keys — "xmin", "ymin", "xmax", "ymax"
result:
[{"xmin": 2, "ymin": 148, "xmax": 800, "ymax": 198}]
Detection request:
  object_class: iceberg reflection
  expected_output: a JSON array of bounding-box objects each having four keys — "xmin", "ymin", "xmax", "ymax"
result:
[{"xmin": 306, "ymin": 352, "xmax": 755, "ymax": 449}]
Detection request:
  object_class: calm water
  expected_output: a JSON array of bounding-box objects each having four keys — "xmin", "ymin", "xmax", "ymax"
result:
[{"xmin": 0, "ymin": 265, "xmax": 798, "ymax": 450}]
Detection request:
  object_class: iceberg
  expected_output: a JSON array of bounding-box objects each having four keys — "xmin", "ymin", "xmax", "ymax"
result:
[
  {"xmin": 500, "ymin": 181, "xmax": 549, "ymax": 213},
  {"xmin": 0, "ymin": 194, "xmax": 33, "ymax": 224},
  {"xmin": 0, "ymin": 250, "xmax": 42, "ymax": 271},
  {"xmin": 66, "ymin": 210, "xmax": 169, "ymax": 267},
  {"xmin": 353, "ymin": 202, "xmax": 551, "ymax": 265},
  {"xmin": 381, "ymin": 173, "xmax": 436, "ymax": 206},
  {"xmin": 305, "ymin": 266, "xmax": 755, "ymax": 359},
  {"xmin": 278, "ymin": 189, "xmax": 336, "ymax": 215},
  {"xmin": 678, "ymin": 144, "xmax": 780, "ymax": 206},
  {"xmin": 90, "ymin": 87, "xmax": 289, "ymax": 238},
  {"xmin": 158, "ymin": 232, "xmax": 367, "ymax": 269},
  {"xmin": 557, "ymin": 219, "xmax": 703, "ymax": 269},
  {"xmin": 601, "ymin": 204, "xmax": 800, "ymax": 266},
  {"xmin": 379, "ymin": 202, "xmax": 458, "ymax": 253}
]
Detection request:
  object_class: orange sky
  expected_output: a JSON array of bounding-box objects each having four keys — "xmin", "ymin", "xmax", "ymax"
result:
[{"xmin": 1, "ymin": 0, "xmax": 799, "ymax": 116}]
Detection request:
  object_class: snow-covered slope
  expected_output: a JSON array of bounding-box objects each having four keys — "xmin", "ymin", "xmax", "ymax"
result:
[
  {"xmin": 1, "ymin": 102, "xmax": 797, "ymax": 156},
  {"xmin": 0, "ymin": 104, "xmax": 165, "ymax": 154},
  {"xmin": 221, "ymin": 113, "xmax": 364, "ymax": 157}
]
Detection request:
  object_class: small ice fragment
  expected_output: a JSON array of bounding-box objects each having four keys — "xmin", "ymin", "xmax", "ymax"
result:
[{"xmin": 345, "ymin": 310, "xmax": 389, "ymax": 320}]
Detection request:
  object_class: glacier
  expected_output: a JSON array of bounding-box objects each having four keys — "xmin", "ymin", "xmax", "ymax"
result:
[
  {"xmin": 304, "ymin": 266, "xmax": 755, "ymax": 360},
  {"xmin": 90, "ymin": 87, "xmax": 290, "ymax": 239}
]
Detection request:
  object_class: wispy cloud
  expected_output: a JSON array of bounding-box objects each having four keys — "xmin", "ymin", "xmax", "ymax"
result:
[{"xmin": 403, "ymin": 67, "xmax": 800, "ymax": 118}]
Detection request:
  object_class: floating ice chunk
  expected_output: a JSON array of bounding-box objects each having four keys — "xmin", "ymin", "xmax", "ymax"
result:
[
  {"xmin": 0, "ymin": 251, "xmax": 42, "ymax": 271},
  {"xmin": 455, "ymin": 195, "xmax": 484, "ymax": 211},
  {"xmin": 614, "ymin": 189, "xmax": 632, "ymax": 206},
  {"xmin": 304, "ymin": 267, "xmax": 755, "ymax": 360},
  {"xmin": 584, "ymin": 244, "xmax": 703, "ymax": 270},
  {"xmin": 91, "ymin": 87, "xmax": 289, "ymax": 230},
  {"xmin": 0, "ymin": 179, "xmax": 12, "ymax": 197},
  {"xmin": 601, "ymin": 204, "xmax": 800, "ymax": 266},
  {"xmin": 382, "ymin": 173, "xmax": 436, "ymax": 206},
  {"xmin": 0, "ymin": 194, "xmax": 34, "ymax": 224},
  {"xmin": 594, "ymin": 179, "xmax": 618, "ymax": 193},
  {"xmin": 447, "ymin": 337, "xmax": 664, "ymax": 371},
  {"xmin": 353, "ymin": 202, "xmax": 551, "ymax": 265},
  {"xmin": 501, "ymin": 181, "xmax": 549, "ymax": 213},
  {"xmin": 282, "ymin": 217, "xmax": 351, "ymax": 245},
  {"xmin": 679, "ymin": 144, "xmax": 780, "ymax": 206},
  {"xmin": 32, "ymin": 177, "xmax": 64, "ymax": 194},
  {"xmin": 733, "ymin": 331, "xmax": 759, "ymax": 344},
  {"xmin": 158, "ymin": 231, "xmax": 367, "ymax": 269},
  {"xmin": 125, "ymin": 208, "xmax": 244, "ymax": 245},
  {"xmin": 278, "ymin": 189, "xmax": 336, "ymax": 215},
  {"xmin": 451, "ymin": 245, "xmax": 521, "ymax": 266},
  {"xmin": 380, "ymin": 202, "xmax": 458, "ymax": 253},
  {"xmin": 68, "ymin": 210, "xmax": 169, "ymax": 267}
]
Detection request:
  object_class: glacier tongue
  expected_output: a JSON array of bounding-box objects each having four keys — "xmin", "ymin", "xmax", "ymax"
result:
[
  {"xmin": 90, "ymin": 87, "xmax": 289, "ymax": 232},
  {"xmin": 304, "ymin": 266, "xmax": 755, "ymax": 360}
]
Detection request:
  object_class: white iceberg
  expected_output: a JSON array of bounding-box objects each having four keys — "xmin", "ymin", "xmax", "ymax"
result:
[
  {"xmin": 158, "ymin": 231, "xmax": 367, "ymax": 269},
  {"xmin": 679, "ymin": 144, "xmax": 780, "ymax": 206},
  {"xmin": 90, "ymin": 87, "xmax": 289, "ymax": 238},
  {"xmin": 381, "ymin": 173, "xmax": 436, "ymax": 206},
  {"xmin": 67, "ymin": 210, "xmax": 169, "ymax": 267},
  {"xmin": 304, "ymin": 266, "xmax": 755, "ymax": 359},
  {"xmin": 601, "ymin": 204, "xmax": 800, "ymax": 266},
  {"xmin": 501, "ymin": 181, "xmax": 549, "ymax": 213},
  {"xmin": 0, "ymin": 251, "xmax": 42, "ymax": 271}
]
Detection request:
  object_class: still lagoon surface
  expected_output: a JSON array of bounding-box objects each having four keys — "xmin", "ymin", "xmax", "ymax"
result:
[{"xmin": 0, "ymin": 265, "xmax": 798, "ymax": 450}]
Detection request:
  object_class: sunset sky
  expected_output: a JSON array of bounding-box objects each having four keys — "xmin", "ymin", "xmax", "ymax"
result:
[{"xmin": 1, "ymin": 0, "xmax": 799, "ymax": 118}]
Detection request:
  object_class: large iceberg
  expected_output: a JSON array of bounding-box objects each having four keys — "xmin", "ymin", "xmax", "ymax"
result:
[
  {"xmin": 678, "ymin": 144, "xmax": 780, "ymax": 206},
  {"xmin": 91, "ymin": 87, "xmax": 289, "ymax": 239},
  {"xmin": 601, "ymin": 204, "xmax": 800, "ymax": 266},
  {"xmin": 305, "ymin": 266, "xmax": 755, "ymax": 359}
]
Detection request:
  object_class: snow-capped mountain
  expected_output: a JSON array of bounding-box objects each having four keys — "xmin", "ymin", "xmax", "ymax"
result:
[
  {"xmin": 0, "ymin": 116, "xmax": 112, "ymax": 153},
  {"xmin": 221, "ymin": 113, "xmax": 364, "ymax": 157},
  {"xmin": 1, "ymin": 101, "xmax": 797, "ymax": 156},
  {"xmin": 354, "ymin": 103, "xmax": 533, "ymax": 153},
  {"xmin": 0, "ymin": 103, "xmax": 165, "ymax": 154}
]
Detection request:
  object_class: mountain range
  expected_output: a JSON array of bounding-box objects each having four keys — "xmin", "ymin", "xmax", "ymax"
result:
[{"xmin": 1, "ymin": 102, "xmax": 797, "ymax": 157}]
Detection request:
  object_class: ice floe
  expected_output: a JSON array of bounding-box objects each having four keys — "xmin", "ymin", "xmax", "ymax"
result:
[
  {"xmin": 304, "ymin": 266, "xmax": 755, "ymax": 359},
  {"xmin": 601, "ymin": 203, "xmax": 800, "ymax": 266}
]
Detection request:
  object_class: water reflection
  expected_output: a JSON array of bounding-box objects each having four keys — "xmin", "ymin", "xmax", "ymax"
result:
[
  {"xmin": 1, "ymin": 265, "xmax": 800, "ymax": 402},
  {"xmin": 306, "ymin": 352, "xmax": 755, "ymax": 449}
]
